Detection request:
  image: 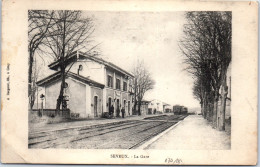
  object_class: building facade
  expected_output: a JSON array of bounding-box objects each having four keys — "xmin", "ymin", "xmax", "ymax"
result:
[
  {"xmin": 139, "ymin": 100, "xmax": 150, "ymax": 115},
  {"xmin": 36, "ymin": 51, "xmax": 134, "ymax": 118},
  {"xmin": 164, "ymin": 104, "xmax": 172, "ymax": 113},
  {"xmin": 148, "ymin": 99, "xmax": 164, "ymax": 114}
]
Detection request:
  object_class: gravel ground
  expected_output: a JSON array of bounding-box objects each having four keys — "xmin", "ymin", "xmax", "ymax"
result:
[{"xmin": 145, "ymin": 115, "xmax": 231, "ymax": 150}]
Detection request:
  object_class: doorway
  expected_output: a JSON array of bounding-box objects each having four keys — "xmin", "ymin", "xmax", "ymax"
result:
[
  {"xmin": 108, "ymin": 97, "xmax": 112, "ymax": 112},
  {"xmin": 94, "ymin": 96, "xmax": 98, "ymax": 117},
  {"xmin": 123, "ymin": 100, "xmax": 126, "ymax": 109},
  {"xmin": 116, "ymin": 99, "xmax": 120, "ymax": 117},
  {"xmin": 128, "ymin": 101, "xmax": 130, "ymax": 115}
]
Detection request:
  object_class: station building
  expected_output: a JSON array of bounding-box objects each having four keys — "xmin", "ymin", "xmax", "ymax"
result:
[{"xmin": 36, "ymin": 51, "xmax": 134, "ymax": 118}]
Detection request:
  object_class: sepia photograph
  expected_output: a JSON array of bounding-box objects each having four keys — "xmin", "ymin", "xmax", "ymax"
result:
[
  {"xmin": 28, "ymin": 11, "xmax": 231, "ymax": 150},
  {"xmin": 1, "ymin": 0, "xmax": 257, "ymax": 165}
]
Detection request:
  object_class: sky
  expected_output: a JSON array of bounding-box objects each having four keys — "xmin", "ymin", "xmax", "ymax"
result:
[
  {"xmin": 37, "ymin": 11, "xmax": 200, "ymax": 109},
  {"xmin": 86, "ymin": 11, "xmax": 200, "ymax": 109}
]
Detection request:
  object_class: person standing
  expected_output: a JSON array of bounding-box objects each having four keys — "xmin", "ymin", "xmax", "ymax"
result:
[
  {"xmin": 109, "ymin": 105, "xmax": 112, "ymax": 118},
  {"xmin": 121, "ymin": 107, "xmax": 125, "ymax": 118},
  {"xmin": 116, "ymin": 106, "xmax": 120, "ymax": 117},
  {"xmin": 111, "ymin": 105, "xmax": 114, "ymax": 118}
]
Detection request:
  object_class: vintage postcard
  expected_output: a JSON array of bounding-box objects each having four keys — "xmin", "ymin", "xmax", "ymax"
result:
[{"xmin": 1, "ymin": 0, "xmax": 258, "ymax": 165}]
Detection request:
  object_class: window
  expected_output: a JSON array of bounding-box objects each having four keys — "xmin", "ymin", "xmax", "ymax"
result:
[
  {"xmin": 107, "ymin": 75, "xmax": 113, "ymax": 88},
  {"xmin": 123, "ymin": 82, "xmax": 127, "ymax": 91},
  {"xmin": 64, "ymin": 82, "xmax": 69, "ymax": 94},
  {"xmin": 64, "ymin": 82, "xmax": 69, "ymax": 88},
  {"xmin": 116, "ymin": 78, "xmax": 121, "ymax": 90}
]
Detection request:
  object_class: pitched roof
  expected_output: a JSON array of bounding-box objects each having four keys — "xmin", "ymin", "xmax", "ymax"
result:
[
  {"xmin": 141, "ymin": 99, "xmax": 151, "ymax": 103},
  {"xmin": 48, "ymin": 51, "xmax": 134, "ymax": 78},
  {"xmin": 36, "ymin": 71, "xmax": 105, "ymax": 89},
  {"xmin": 162, "ymin": 102, "xmax": 171, "ymax": 106}
]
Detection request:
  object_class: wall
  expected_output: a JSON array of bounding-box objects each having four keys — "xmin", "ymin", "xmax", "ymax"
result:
[
  {"xmin": 67, "ymin": 78, "xmax": 86, "ymax": 118},
  {"xmin": 106, "ymin": 69, "xmax": 114, "ymax": 88},
  {"xmin": 66, "ymin": 60, "xmax": 105, "ymax": 85},
  {"xmin": 148, "ymin": 99, "xmax": 163, "ymax": 112},
  {"xmin": 33, "ymin": 87, "xmax": 46, "ymax": 109},
  {"xmin": 45, "ymin": 78, "xmax": 87, "ymax": 118},
  {"xmin": 104, "ymin": 68, "xmax": 132, "ymax": 115},
  {"xmin": 140, "ymin": 104, "xmax": 148, "ymax": 115},
  {"xmin": 90, "ymin": 87, "xmax": 103, "ymax": 118},
  {"xmin": 104, "ymin": 87, "xmax": 132, "ymax": 116},
  {"xmin": 45, "ymin": 80, "xmax": 62, "ymax": 109},
  {"xmin": 121, "ymin": 92, "xmax": 129, "ymax": 115},
  {"xmin": 127, "ymin": 94, "xmax": 132, "ymax": 116},
  {"xmin": 106, "ymin": 88, "xmax": 114, "ymax": 112}
]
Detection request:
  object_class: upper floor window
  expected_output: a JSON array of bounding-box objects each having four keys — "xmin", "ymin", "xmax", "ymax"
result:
[
  {"xmin": 107, "ymin": 75, "xmax": 113, "ymax": 88},
  {"xmin": 116, "ymin": 78, "xmax": 121, "ymax": 90},
  {"xmin": 123, "ymin": 81, "xmax": 127, "ymax": 91}
]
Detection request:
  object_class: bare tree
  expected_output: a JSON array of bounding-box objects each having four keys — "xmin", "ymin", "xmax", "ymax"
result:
[
  {"xmin": 28, "ymin": 10, "xmax": 55, "ymax": 109},
  {"xmin": 42, "ymin": 10, "xmax": 96, "ymax": 114},
  {"xmin": 180, "ymin": 11, "xmax": 231, "ymax": 130},
  {"xmin": 132, "ymin": 61, "xmax": 155, "ymax": 115}
]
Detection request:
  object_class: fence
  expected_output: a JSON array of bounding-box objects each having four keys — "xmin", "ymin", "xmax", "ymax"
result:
[{"xmin": 32, "ymin": 109, "xmax": 70, "ymax": 118}]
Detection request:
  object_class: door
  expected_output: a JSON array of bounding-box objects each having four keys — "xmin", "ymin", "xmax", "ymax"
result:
[
  {"xmin": 108, "ymin": 97, "xmax": 112, "ymax": 112},
  {"xmin": 116, "ymin": 99, "xmax": 120, "ymax": 110},
  {"xmin": 128, "ymin": 101, "xmax": 130, "ymax": 115},
  {"xmin": 116, "ymin": 99, "xmax": 120, "ymax": 116},
  {"xmin": 94, "ymin": 96, "xmax": 98, "ymax": 117},
  {"xmin": 123, "ymin": 100, "xmax": 126, "ymax": 109}
]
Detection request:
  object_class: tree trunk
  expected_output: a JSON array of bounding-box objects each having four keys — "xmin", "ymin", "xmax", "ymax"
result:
[
  {"xmin": 28, "ymin": 52, "xmax": 34, "ymax": 109},
  {"xmin": 207, "ymin": 98, "xmax": 214, "ymax": 122},
  {"xmin": 56, "ymin": 66, "xmax": 66, "ymax": 115},
  {"xmin": 134, "ymin": 78, "xmax": 137, "ymax": 115},
  {"xmin": 133, "ymin": 102, "xmax": 137, "ymax": 115},
  {"xmin": 56, "ymin": 15, "xmax": 67, "ymax": 116},
  {"xmin": 212, "ymin": 93, "xmax": 219, "ymax": 128},
  {"xmin": 138, "ymin": 101, "xmax": 141, "ymax": 115},
  {"xmin": 200, "ymin": 101, "xmax": 204, "ymax": 117},
  {"xmin": 202, "ymin": 93, "xmax": 207, "ymax": 119},
  {"xmin": 29, "ymin": 84, "xmax": 36, "ymax": 109},
  {"xmin": 218, "ymin": 77, "xmax": 228, "ymax": 131},
  {"xmin": 206, "ymin": 103, "xmax": 210, "ymax": 121},
  {"xmin": 203, "ymin": 95, "xmax": 209, "ymax": 120}
]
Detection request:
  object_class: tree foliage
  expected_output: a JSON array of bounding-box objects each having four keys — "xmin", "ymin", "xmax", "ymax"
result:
[
  {"xmin": 180, "ymin": 11, "xmax": 231, "ymax": 130},
  {"xmin": 42, "ymin": 10, "xmax": 96, "ymax": 111},
  {"xmin": 132, "ymin": 61, "xmax": 155, "ymax": 115},
  {"xmin": 28, "ymin": 10, "xmax": 55, "ymax": 109},
  {"xmin": 28, "ymin": 10, "xmax": 96, "ymax": 112}
]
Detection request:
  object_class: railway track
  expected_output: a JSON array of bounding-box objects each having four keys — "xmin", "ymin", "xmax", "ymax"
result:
[
  {"xmin": 144, "ymin": 114, "xmax": 188, "ymax": 121},
  {"xmin": 29, "ymin": 115, "xmax": 187, "ymax": 149},
  {"xmin": 53, "ymin": 121, "xmax": 163, "ymax": 149},
  {"xmin": 29, "ymin": 120, "xmax": 148, "ymax": 148},
  {"xmin": 94, "ymin": 122, "xmax": 176, "ymax": 149}
]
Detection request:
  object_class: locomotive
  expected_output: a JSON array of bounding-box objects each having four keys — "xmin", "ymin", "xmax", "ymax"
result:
[{"xmin": 173, "ymin": 105, "xmax": 188, "ymax": 115}]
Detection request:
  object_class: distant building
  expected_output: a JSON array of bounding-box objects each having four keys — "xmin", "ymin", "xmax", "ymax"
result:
[
  {"xmin": 148, "ymin": 99, "xmax": 164, "ymax": 114},
  {"xmin": 163, "ymin": 103, "xmax": 172, "ymax": 113},
  {"xmin": 36, "ymin": 51, "xmax": 134, "ymax": 118},
  {"xmin": 139, "ymin": 100, "xmax": 150, "ymax": 115},
  {"xmin": 147, "ymin": 99, "xmax": 171, "ymax": 114},
  {"xmin": 165, "ymin": 107, "xmax": 172, "ymax": 113}
]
